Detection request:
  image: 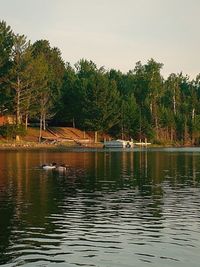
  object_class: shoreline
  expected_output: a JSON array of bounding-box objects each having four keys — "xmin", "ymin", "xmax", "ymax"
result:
[
  {"xmin": 0, "ymin": 141, "xmax": 104, "ymax": 151},
  {"xmin": 0, "ymin": 141, "xmax": 198, "ymax": 151}
]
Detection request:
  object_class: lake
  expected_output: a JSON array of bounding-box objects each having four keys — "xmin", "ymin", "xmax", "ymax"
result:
[{"xmin": 0, "ymin": 148, "xmax": 200, "ymax": 267}]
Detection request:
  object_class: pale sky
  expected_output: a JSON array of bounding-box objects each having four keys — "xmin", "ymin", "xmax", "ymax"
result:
[{"xmin": 1, "ymin": 0, "xmax": 200, "ymax": 78}]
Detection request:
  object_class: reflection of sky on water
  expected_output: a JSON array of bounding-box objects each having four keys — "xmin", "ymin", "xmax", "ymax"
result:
[{"xmin": 0, "ymin": 150, "xmax": 200, "ymax": 266}]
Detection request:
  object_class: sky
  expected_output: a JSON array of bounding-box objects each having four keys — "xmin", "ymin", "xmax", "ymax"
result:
[{"xmin": 1, "ymin": 0, "xmax": 200, "ymax": 78}]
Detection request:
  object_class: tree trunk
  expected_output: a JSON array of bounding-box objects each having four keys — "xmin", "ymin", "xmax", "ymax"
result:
[
  {"xmin": 192, "ymin": 132, "xmax": 195, "ymax": 145},
  {"xmin": 121, "ymin": 125, "xmax": 124, "ymax": 140},
  {"xmin": 16, "ymin": 135, "xmax": 20, "ymax": 142},
  {"xmin": 16, "ymin": 76, "xmax": 21, "ymax": 126},
  {"xmin": 150, "ymin": 102, "xmax": 153, "ymax": 115},
  {"xmin": 72, "ymin": 117, "xmax": 75, "ymax": 128},
  {"xmin": 152, "ymin": 101, "xmax": 158, "ymax": 139},
  {"xmin": 192, "ymin": 108, "xmax": 195, "ymax": 121},
  {"xmin": 184, "ymin": 119, "xmax": 189, "ymax": 145},
  {"xmin": 94, "ymin": 131, "xmax": 98, "ymax": 143},
  {"xmin": 39, "ymin": 113, "xmax": 43, "ymax": 143},
  {"xmin": 192, "ymin": 108, "xmax": 195, "ymax": 145},
  {"xmin": 155, "ymin": 115, "xmax": 158, "ymax": 140},
  {"xmin": 173, "ymin": 87, "xmax": 176, "ymax": 115},
  {"xmin": 170, "ymin": 126, "xmax": 173, "ymax": 143},
  {"xmin": 25, "ymin": 113, "xmax": 28, "ymax": 130},
  {"xmin": 43, "ymin": 113, "xmax": 46, "ymax": 131}
]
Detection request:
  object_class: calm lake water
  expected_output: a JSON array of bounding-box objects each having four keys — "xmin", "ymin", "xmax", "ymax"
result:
[{"xmin": 0, "ymin": 148, "xmax": 200, "ymax": 267}]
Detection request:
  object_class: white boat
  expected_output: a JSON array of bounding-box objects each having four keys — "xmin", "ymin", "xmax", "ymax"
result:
[{"xmin": 104, "ymin": 139, "xmax": 134, "ymax": 148}]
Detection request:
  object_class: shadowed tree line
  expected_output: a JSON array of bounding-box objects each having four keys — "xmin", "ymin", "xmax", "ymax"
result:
[{"xmin": 1, "ymin": 20, "xmax": 200, "ymax": 144}]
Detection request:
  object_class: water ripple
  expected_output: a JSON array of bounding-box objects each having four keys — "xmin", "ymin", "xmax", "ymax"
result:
[{"xmin": 1, "ymin": 150, "xmax": 200, "ymax": 266}]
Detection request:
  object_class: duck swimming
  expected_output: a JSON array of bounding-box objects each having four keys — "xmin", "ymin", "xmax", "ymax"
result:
[
  {"xmin": 42, "ymin": 162, "xmax": 57, "ymax": 170},
  {"xmin": 55, "ymin": 164, "xmax": 68, "ymax": 172}
]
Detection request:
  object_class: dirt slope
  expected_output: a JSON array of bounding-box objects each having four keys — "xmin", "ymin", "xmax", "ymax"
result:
[{"xmin": 23, "ymin": 127, "xmax": 92, "ymax": 143}]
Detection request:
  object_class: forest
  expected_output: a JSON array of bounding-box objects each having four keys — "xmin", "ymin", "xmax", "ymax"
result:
[{"xmin": 1, "ymin": 20, "xmax": 200, "ymax": 145}]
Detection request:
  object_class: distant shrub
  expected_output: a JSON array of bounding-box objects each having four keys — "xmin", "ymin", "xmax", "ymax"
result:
[{"xmin": 0, "ymin": 124, "xmax": 27, "ymax": 139}]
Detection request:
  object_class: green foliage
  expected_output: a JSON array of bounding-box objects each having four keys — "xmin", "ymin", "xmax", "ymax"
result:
[
  {"xmin": 0, "ymin": 20, "xmax": 13, "ymax": 74},
  {"xmin": 192, "ymin": 115, "xmax": 200, "ymax": 133},
  {"xmin": 9, "ymin": 34, "xmax": 33, "ymax": 125},
  {"xmin": 0, "ymin": 20, "xmax": 14, "ymax": 111},
  {"xmin": 1, "ymin": 19, "xmax": 200, "ymax": 144},
  {"xmin": 0, "ymin": 124, "xmax": 27, "ymax": 139},
  {"xmin": 78, "ymin": 60, "xmax": 121, "ymax": 132},
  {"xmin": 53, "ymin": 63, "xmax": 78, "ymax": 125},
  {"xmin": 120, "ymin": 95, "xmax": 139, "ymax": 138},
  {"xmin": 31, "ymin": 40, "xmax": 65, "ymax": 129}
]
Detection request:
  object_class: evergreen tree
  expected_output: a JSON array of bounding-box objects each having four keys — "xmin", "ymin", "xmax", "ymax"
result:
[
  {"xmin": 9, "ymin": 34, "xmax": 33, "ymax": 126},
  {"xmin": 32, "ymin": 40, "xmax": 65, "ymax": 131},
  {"xmin": 0, "ymin": 20, "xmax": 14, "ymax": 113}
]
